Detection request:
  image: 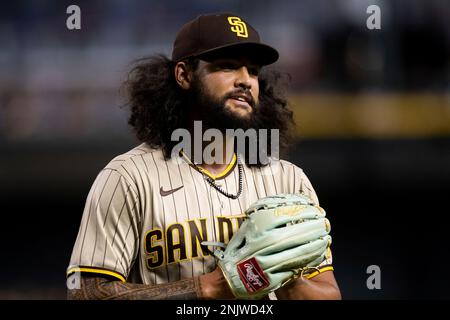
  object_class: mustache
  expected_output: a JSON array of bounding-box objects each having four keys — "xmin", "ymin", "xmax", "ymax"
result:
[{"xmin": 223, "ymin": 90, "xmax": 256, "ymax": 109}]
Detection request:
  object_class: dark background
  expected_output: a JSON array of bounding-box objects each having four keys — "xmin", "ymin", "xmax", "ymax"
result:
[{"xmin": 1, "ymin": 0, "xmax": 449, "ymax": 299}]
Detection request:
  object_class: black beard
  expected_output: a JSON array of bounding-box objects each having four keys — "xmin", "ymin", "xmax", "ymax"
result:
[{"xmin": 187, "ymin": 78, "xmax": 263, "ymax": 132}]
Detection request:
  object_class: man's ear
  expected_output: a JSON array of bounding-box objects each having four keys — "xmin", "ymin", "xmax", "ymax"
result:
[{"xmin": 174, "ymin": 61, "xmax": 192, "ymax": 90}]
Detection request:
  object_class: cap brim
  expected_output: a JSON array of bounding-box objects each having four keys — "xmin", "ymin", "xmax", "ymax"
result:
[{"xmin": 195, "ymin": 42, "xmax": 279, "ymax": 66}]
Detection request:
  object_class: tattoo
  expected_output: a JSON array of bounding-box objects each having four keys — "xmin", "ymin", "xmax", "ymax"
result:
[{"xmin": 67, "ymin": 276, "xmax": 202, "ymax": 300}]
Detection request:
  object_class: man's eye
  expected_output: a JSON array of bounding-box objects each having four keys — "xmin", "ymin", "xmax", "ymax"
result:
[
  {"xmin": 249, "ymin": 67, "xmax": 260, "ymax": 76},
  {"xmin": 219, "ymin": 63, "xmax": 236, "ymax": 70}
]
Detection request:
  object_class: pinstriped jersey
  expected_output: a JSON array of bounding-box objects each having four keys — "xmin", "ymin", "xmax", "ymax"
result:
[{"xmin": 67, "ymin": 143, "xmax": 333, "ymax": 285}]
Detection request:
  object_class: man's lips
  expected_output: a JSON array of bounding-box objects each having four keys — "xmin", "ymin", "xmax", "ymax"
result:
[
  {"xmin": 227, "ymin": 92, "xmax": 254, "ymax": 107},
  {"xmin": 228, "ymin": 97, "xmax": 251, "ymax": 108}
]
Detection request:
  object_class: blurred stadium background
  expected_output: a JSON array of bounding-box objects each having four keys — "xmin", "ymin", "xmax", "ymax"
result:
[{"xmin": 0, "ymin": 0, "xmax": 449, "ymax": 299}]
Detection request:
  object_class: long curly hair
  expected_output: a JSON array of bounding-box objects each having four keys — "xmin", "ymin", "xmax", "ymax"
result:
[{"xmin": 123, "ymin": 54, "xmax": 294, "ymax": 166}]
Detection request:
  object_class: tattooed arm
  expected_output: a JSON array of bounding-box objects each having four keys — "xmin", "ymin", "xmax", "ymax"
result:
[
  {"xmin": 67, "ymin": 276, "xmax": 201, "ymax": 300},
  {"xmin": 67, "ymin": 267, "xmax": 235, "ymax": 300}
]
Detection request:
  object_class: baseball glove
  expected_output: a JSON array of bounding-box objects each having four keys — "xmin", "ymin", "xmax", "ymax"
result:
[{"xmin": 204, "ymin": 193, "xmax": 331, "ymax": 300}]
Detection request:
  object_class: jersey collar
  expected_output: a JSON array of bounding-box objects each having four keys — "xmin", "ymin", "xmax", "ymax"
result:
[{"xmin": 179, "ymin": 150, "xmax": 237, "ymax": 180}]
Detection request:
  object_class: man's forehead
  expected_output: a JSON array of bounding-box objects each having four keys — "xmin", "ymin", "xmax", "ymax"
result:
[{"xmin": 199, "ymin": 56, "xmax": 262, "ymax": 68}]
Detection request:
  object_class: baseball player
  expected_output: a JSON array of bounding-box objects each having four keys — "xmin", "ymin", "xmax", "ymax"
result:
[{"xmin": 66, "ymin": 13, "xmax": 341, "ymax": 300}]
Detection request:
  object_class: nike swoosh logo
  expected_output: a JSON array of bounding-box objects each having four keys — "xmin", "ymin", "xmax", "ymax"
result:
[{"xmin": 160, "ymin": 185, "xmax": 184, "ymax": 197}]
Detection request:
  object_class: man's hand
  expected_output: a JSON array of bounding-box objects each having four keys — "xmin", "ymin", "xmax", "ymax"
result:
[
  {"xmin": 198, "ymin": 267, "xmax": 235, "ymax": 299},
  {"xmin": 275, "ymin": 270, "xmax": 341, "ymax": 300}
]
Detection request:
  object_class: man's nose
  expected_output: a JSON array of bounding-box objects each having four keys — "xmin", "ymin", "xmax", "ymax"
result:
[{"xmin": 234, "ymin": 66, "xmax": 252, "ymax": 90}]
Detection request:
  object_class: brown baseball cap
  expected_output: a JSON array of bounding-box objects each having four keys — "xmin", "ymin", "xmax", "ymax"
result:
[{"xmin": 172, "ymin": 13, "xmax": 279, "ymax": 66}]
